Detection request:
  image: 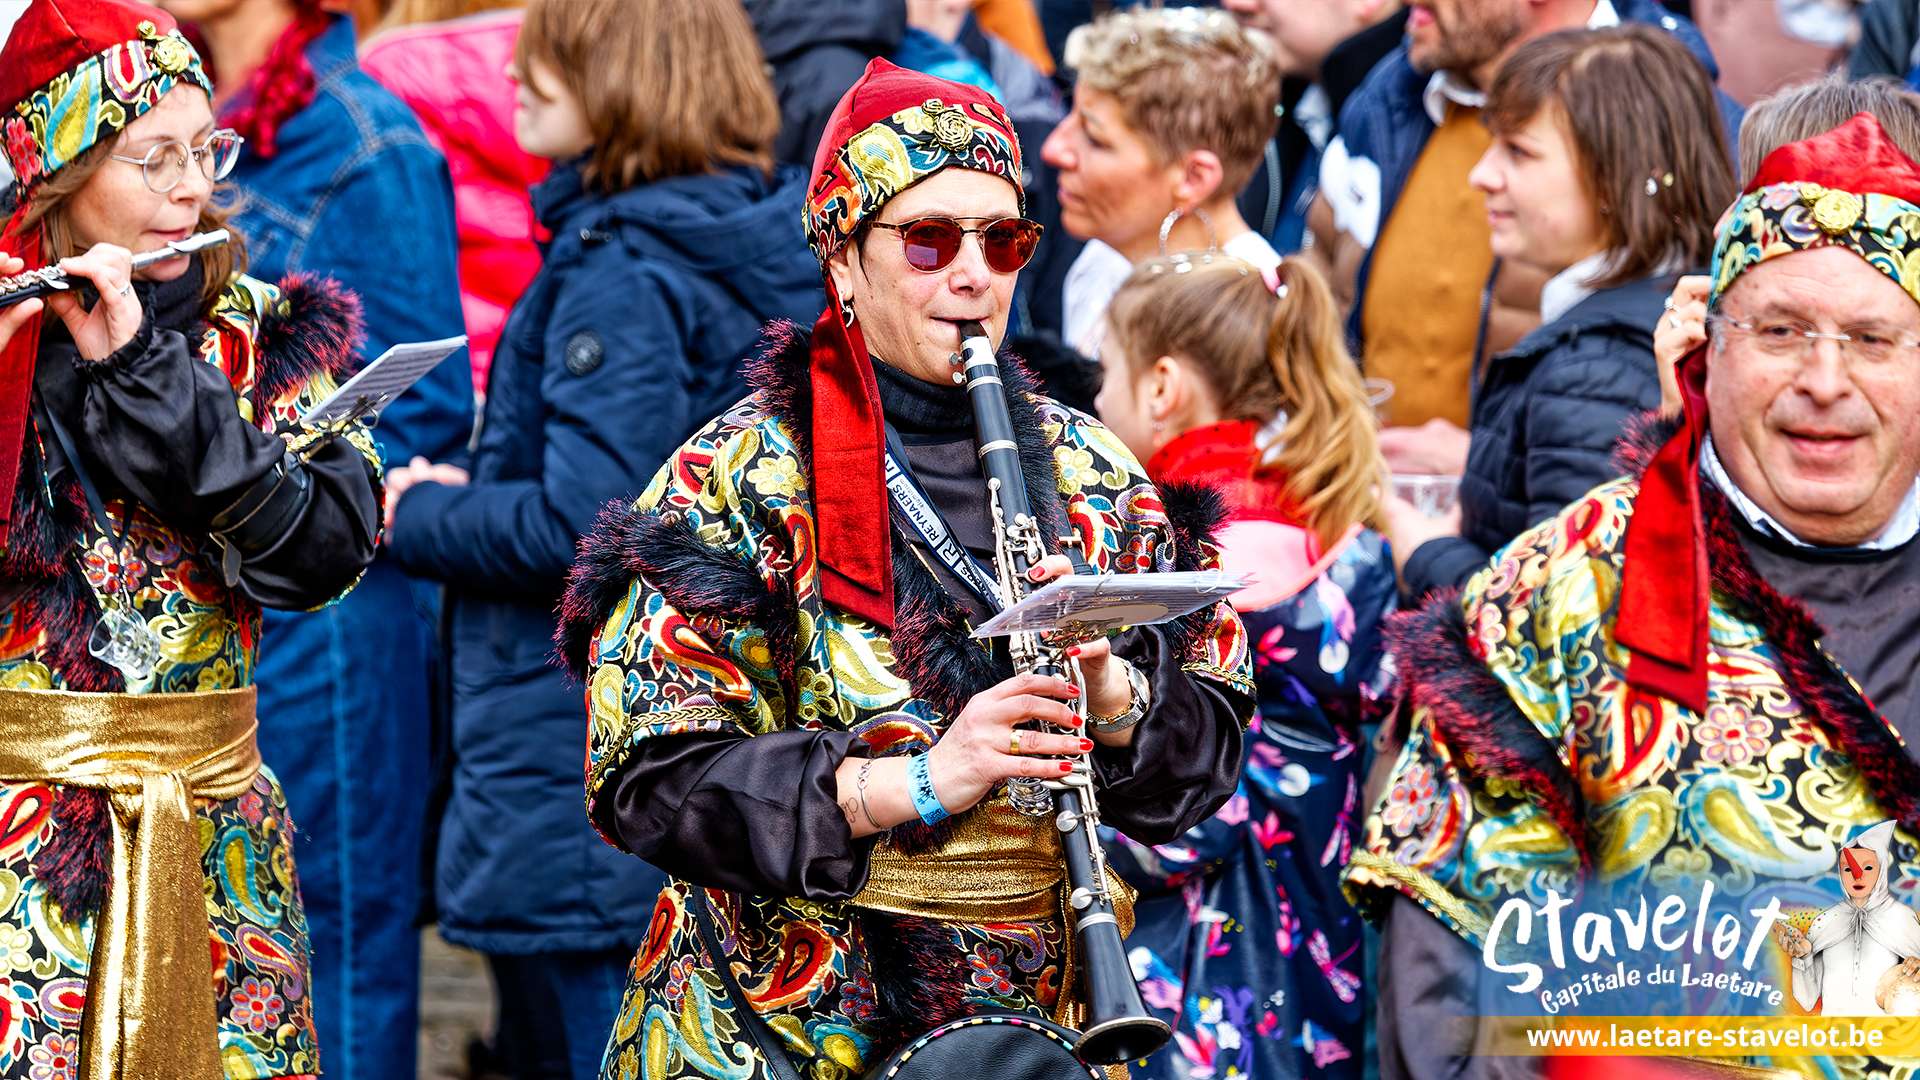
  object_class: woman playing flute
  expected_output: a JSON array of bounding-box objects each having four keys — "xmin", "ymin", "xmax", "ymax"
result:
[{"xmin": 0, "ymin": 0, "xmax": 381, "ymax": 1074}]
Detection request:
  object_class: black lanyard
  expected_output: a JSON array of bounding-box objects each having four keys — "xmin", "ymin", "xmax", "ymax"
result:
[
  {"xmin": 882, "ymin": 424, "xmax": 1005, "ymax": 612},
  {"xmin": 38, "ymin": 398, "xmax": 136, "ymax": 562}
]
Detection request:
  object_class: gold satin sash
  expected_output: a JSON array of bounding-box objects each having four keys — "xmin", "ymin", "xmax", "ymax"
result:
[
  {"xmin": 0, "ymin": 685, "xmax": 262, "ymax": 1080},
  {"xmin": 851, "ymin": 797, "xmax": 1133, "ymax": 1027}
]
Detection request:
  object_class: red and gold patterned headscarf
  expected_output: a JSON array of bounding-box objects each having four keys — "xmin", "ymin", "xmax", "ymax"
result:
[{"xmin": 801, "ymin": 60, "xmax": 1023, "ymax": 628}]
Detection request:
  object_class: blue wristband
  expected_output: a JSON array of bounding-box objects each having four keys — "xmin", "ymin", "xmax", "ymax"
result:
[{"xmin": 907, "ymin": 753, "xmax": 949, "ymax": 825}]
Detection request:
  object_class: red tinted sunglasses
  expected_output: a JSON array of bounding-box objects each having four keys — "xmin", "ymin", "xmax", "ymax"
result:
[{"xmin": 868, "ymin": 216, "xmax": 1044, "ymax": 274}]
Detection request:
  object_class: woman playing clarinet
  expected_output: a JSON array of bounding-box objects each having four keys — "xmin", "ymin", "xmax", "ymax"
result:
[
  {"xmin": 559, "ymin": 61, "xmax": 1253, "ymax": 1080},
  {"xmin": 0, "ymin": 0, "xmax": 381, "ymax": 1075}
]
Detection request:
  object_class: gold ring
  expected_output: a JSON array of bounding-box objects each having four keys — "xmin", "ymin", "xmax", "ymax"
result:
[{"xmin": 1009, "ymin": 730, "xmax": 1022, "ymax": 755}]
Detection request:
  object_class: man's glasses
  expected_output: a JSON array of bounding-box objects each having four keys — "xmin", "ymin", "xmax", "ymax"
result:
[
  {"xmin": 1708, "ymin": 313, "xmax": 1920, "ymax": 367},
  {"xmin": 868, "ymin": 216, "xmax": 1044, "ymax": 274},
  {"xmin": 110, "ymin": 130, "xmax": 245, "ymax": 194}
]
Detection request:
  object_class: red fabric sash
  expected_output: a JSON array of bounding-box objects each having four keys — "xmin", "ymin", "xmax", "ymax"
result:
[
  {"xmin": 1616, "ymin": 346, "xmax": 1711, "ymax": 714},
  {"xmin": 0, "ymin": 208, "xmax": 45, "ymax": 538},
  {"xmin": 808, "ymin": 282, "xmax": 892, "ymax": 628}
]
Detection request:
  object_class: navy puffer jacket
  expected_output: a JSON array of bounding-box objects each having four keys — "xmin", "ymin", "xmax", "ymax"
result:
[
  {"xmin": 1400, "ymin": 274, "xmax": 1673, "ymax": 602},
  {"xmin": 387, "ymin": 158, "xmax": 824, "ymax": 951}
]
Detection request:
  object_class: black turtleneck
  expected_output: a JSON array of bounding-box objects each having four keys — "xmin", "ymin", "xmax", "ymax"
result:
[
  {"xmin": 1734, "ymin": 517, "xmax": 1920, "ymax": 742},
  {"xmin": 872, "ymin": 358, "xmax": 998, "ymax": 623}
]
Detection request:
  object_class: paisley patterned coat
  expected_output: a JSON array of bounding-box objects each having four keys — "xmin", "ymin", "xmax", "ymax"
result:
[
  {"xmin": 1347, "ymin": 419, "xmax": 1920, "ymax": 1073},
  {"xmin": 0, "ymin": 269, "xmax": 378, "ymax": 1079},
  {"xmin": 559, "ymin": 326, "xmax": 1254, "ymax": 1080}
]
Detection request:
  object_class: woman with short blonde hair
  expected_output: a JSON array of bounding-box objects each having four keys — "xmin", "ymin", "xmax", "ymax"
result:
[{"xmin": 1040, "ymin": 5, "xmax": 1285, "ymax": 355}]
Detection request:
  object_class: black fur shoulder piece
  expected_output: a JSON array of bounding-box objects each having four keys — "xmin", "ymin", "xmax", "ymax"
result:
[
  {"xmin": 553, "ymin": 501, "xmax": 798, "ymax": 685},
  {"xmin": 1158, "ymin": 480, "xmax": 1232, "ymax": 658},
  {"xmin": 1611, "ymin": 410, "xmax": 1683, "ymax": 480},
  {"xmin": 250, "ymin": 272, "xmax": 365, "ymax": 407},
  {"xmin": 740, "ymin": 320, "xmax": 813, "ymax": 463}
]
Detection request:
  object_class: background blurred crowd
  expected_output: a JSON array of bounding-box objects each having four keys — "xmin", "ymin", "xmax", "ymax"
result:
[{"xmin": 0, "ymin": 0, "xmax": 1908, "ymax": 1077}]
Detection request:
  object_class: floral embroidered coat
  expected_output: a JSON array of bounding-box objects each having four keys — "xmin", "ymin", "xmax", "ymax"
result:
[
  {"xmin": 1347, "ymin": 419, "xmax": 1920, "ymax": 1075},
  {"xmin": 559, "ymin": 327, "xmax": 1254, "ymax": 1080},
  {"xmin": 0, "ymin": 267, "xmax": 380, "ymax": 1079}
]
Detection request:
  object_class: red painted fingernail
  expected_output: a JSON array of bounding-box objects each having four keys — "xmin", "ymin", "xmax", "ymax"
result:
[
  {"xmin": 1027, "ymin": 566, "xmax": 1046, "ymax": 582},
  {"xmin": 1058, "ymin": 761, "xmax": 1074, "ymax": 773},
  {"xmin": 1078, "ymin": 738, "xmax": 1093, "ymax": 752},
  {"xmin": 1067, "ymin": 646, "xmax": 1080, "ymax": 658},
  {"xmin": 1065, "ymin": 685, "xmax": 1080, "ymax": 696}
]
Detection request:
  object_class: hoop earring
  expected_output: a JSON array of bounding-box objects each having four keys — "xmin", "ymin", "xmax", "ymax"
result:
[
  {"xmin": 1157, "ymin": 205, "xmax": 1218, "ymax": 256},
  {"xmin": 839, "ymin": 296, "xmax": 857, "ymax": 327}
]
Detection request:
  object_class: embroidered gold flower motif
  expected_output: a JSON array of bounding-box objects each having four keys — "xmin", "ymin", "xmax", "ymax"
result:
[
  {"xmin": 919, "ymin": 100, "xmax": 975, "ymax": 154},
  {"xmin": 1809, "ymin": 188, "xmax": 1863, "ymax": 234},
  {"xmin": 151, "ymin": 33, "xmax": 193, "ymax": 76}
]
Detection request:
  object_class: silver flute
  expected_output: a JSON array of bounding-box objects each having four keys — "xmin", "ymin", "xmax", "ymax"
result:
[
  {"xmin": 956, "ymin": 320, "xmax": 1172, "ymax": 1066},
  {"xmin": 0, "ymin": 229, "xmax": 231, "ymax": 308}
]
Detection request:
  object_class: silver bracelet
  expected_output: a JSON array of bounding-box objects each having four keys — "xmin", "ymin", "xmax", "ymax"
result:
[{"xmin": 1089, "ymin": 658, "xmax": 1150, "ymax": 734}]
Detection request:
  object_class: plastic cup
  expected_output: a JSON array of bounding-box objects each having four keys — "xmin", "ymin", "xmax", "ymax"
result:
[{"xmin": 1390, "ymin": 473, "xmax": 1461, "ymax": 517}]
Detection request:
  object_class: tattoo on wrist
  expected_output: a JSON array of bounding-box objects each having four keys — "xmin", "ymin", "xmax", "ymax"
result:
[
  {"xmin": 840, "ymin": 795, "xmax": 861, "ymax": 829},
  {"xmin": 856, "ymin": 760, "xmax": 879, "ymax": 830}
]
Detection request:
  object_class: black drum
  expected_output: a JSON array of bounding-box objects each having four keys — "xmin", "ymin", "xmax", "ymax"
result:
[{"xmin": 863, "ymin": 1013, "xmax": 1104, "ymax": 1080}]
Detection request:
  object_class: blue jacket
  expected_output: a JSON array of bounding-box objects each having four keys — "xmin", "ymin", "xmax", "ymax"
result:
[
  {"xmin": 1401, "ymin": 273, "xmax": 1671, "ymax": 602},
  {"xmin": 227, "ymin": 15, "xmax": 474, "ymax": 467},
  {"xmin": 1330, "ymin": 0, "xmax": 1740, "ymax": 352},
  {"xmin": 386, "ymin": 158, "xmax": 824, "ymax": 951}
]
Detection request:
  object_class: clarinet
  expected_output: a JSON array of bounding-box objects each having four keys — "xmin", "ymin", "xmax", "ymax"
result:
[
  {"xmin": 0, "ymin": 229, "xmax": 231, "ymax": 308},
  {"xmin": 956, "ymin": 321, "xmax": 1171, "ymax": 1066}
]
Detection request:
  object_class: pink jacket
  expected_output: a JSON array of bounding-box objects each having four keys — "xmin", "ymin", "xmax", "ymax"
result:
[{"xmin": 361, "ymin": 9, "xmax": 545, "ymax": 396}]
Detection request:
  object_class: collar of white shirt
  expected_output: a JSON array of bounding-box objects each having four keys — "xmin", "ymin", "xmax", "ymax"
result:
[
  {"xmin": 1421, "ymin": 0, "xmax": 1621, "ymax": 127},
  {"xmin": 1537, "ymin": 251, "xmax": 1614, "ymax": 326}
]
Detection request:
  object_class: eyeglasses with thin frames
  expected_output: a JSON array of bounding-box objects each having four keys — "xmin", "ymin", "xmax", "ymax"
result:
[
  {"xmin": 1707, "ymin": 312, "xmax": 1920, "ymax": 369},
  {"xmin": 109, "ymin": 129, "xmax": 246, "ymax": 194}
]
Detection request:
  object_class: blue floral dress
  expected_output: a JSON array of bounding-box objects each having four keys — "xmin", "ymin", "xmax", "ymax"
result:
[{"xmin": 1104, "ymin": 421, "xmax": 1396, "ymax": 1080}]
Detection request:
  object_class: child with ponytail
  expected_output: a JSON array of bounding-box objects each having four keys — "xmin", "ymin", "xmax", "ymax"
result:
[{"xmin": 1094, "ymin": 253, "xmax": 1394, "ymax": 1080}]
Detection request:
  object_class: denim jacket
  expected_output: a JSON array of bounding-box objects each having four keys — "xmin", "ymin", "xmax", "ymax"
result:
[{"xmin": 226, "ymin": 15, "xmax": 473, "ymax": 467}]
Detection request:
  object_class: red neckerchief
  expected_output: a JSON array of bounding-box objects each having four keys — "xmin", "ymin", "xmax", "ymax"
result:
[{"xmin": 1144, "ymin": 419, "xmax": 1308, "ymax": 527}]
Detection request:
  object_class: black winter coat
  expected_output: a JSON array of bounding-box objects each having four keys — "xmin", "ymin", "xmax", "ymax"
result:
[
  {"xmin": 1400, "ymin": 274, "xmax": 1674, "ymax": 601},
  {"xmin": 746, "ymin": 0, "xmax": 905, "ymax": 167}
]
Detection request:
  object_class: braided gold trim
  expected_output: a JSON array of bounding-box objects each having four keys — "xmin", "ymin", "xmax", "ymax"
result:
[
  {"xmin": 585, "ymin": 704, "xmax": 743, "ymax": 803},
  {"xmin": 1346, "ymin": 850, "xmax": 1490, "ymax": 941},
  {"xmin": 1181, "ymin": 661, "xmax": 1255, "ymax": 696}
]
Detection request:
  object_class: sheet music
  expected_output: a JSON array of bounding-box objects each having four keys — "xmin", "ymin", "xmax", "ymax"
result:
[
  {"xmin": 298, "ymin": 336, "xmax": 467, "ymax": 427},
  {"xmin": 970, "ymin": 571, "xmax": 1249, "ymax": 638}
]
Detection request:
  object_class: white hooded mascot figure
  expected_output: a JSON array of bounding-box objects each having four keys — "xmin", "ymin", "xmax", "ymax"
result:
[{"xmin": 1780, "ymin": 820, "xmax": 1920, "ymax": 1015}]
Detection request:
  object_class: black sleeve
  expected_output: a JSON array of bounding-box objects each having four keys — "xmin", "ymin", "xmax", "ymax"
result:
[
  {"xmin": 42, "ymin": 319, "xmax": 379, "ymax": 609},
  {"xmin": 1850, "ymin": 0, "xmax": 1917, "ymax": 79},
  {"xmin": 603, "ymin": 729, "xmax": 879, "ymax": 900},
  {"xmin": 1090, "ymin": 625, "xmax": 1248, "ymax": 845},
  {"xmin": 1377, "ymin": 897, "xmax": 1543, "ymax": 1080},
  {"xmin": 1401, "ymin": 536, "xmax": 1493, "ymax": 603}
]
